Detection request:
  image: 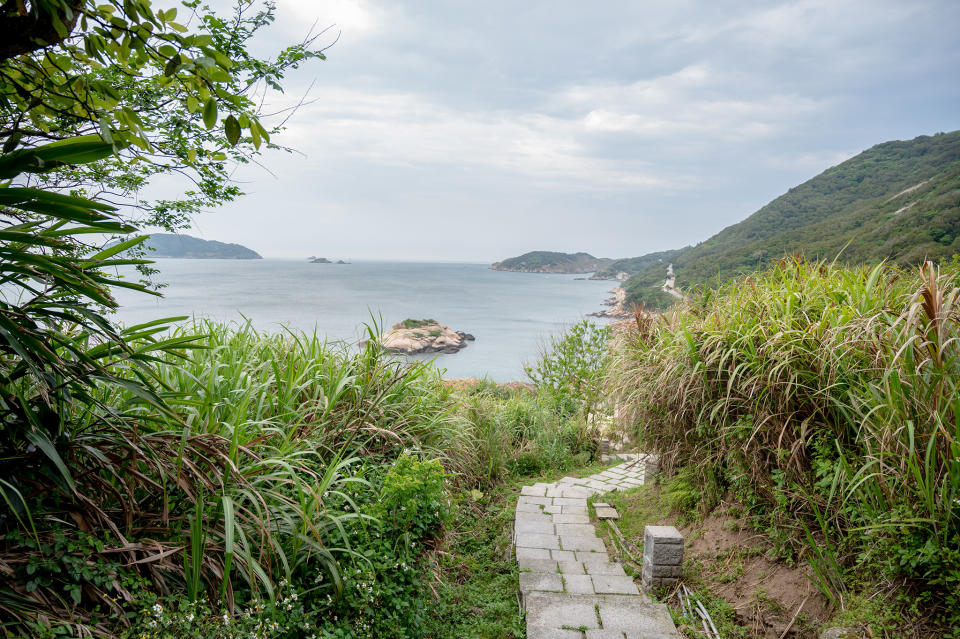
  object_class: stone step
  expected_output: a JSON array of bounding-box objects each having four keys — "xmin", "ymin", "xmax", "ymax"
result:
[{"xmin": 524, "ymin": 592, "xmax": 678, "ymax": 639}]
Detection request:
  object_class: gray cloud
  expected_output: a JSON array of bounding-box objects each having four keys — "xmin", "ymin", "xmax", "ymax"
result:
[{"xmin": 170, "ymin": 0, "xmax": 960, "ymax": 261}]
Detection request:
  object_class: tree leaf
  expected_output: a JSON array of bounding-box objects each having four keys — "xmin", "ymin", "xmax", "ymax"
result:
[
  {"xmin": 202, "ymin": 97, "xmax": 218, "ymax": 129},
  {"xmin": 224, "ymin": 115, "xmax": 241, "ymax": 146}
]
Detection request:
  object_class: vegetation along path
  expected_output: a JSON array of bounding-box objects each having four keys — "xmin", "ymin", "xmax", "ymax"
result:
[{"xmin": 514, "ymin": 454, "xmax": 679, "ymax": 638}]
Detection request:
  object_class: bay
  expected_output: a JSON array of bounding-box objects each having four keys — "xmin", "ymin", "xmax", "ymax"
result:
[{"xmin": 111, "ymin": 259, "xmax": 615, "ymax": 381}]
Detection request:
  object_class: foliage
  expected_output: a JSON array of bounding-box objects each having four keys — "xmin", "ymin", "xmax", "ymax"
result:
[
  {"xmin": 620, "ymin": 130, "xmax": 960, "ymax": 308},
  {"xmin": 491, "ymin": 251, "xmax": 612, "ymax": 273},
  {"xmin": 591, "ymin": 248, "xmax": 682, "ymax": 280},
  {"xmin": 442, "ymin": 382, "xmax": 600, "ymax": 489},
  {"xmin": 610, "ymin": 258, "xmax": 960, "ymax": 637},
  {"xmin": 524, "ymin": 319, "xmax": 612, "ymax": 415},
  {"xmin": 1, "ymin": 0, "xmax": 325, "ymax": 233},
  {"xmin": 400, "ymin": 318, "xmax": 438, "ymax": 329}
]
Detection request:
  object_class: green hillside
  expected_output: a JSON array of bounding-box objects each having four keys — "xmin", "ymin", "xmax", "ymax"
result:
[
  {"xmin": 145, "ymin": 233, "xmax": 262, "ymax": 259},
  {"xmin": 591, "ymin": 249, "xmax": 682, "ymax": 279},
  {"xmin": 490, "ymin": 251, "xmax": 613, "ymax": 273},
  {"xmin": 624, "ymin": 130, "xmax": 960, "ymax": 308}
]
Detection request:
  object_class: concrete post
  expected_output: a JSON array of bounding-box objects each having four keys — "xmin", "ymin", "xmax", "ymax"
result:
[{"xmin": 642, "ymin": 525, "xmax": 683, "ymax": 591}]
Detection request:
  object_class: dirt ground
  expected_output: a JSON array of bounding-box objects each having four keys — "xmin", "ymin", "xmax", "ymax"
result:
[
  {"xmin": 605, "ymin": 486, "xmax": 832, "ymax": 638},
  {"xmin": 678, "ymin": 506, "xmax": 831, "ymax": 638}
]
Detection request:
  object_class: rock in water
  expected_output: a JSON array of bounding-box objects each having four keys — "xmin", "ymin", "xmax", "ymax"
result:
[{"xmin": 375, "ymin": 320, "xmax": 474, "ymax": 354}]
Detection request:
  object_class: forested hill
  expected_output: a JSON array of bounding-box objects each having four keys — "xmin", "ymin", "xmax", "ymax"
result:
[
  {"xmin": 144, "ymin": 234, "xmax": 262, "ymax": 259},
  {"xmin": 623, "ymin": 130, "xmax": 960, "ymax": 308},
  {"xmin": 490, "ymin": 251, "xmax": 613, "ymax": 273}
]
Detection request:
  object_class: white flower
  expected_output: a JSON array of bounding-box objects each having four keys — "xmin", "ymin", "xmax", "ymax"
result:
[{"xmin": 152, "ymin": 603, "xmax": 163, "ymax": 616}]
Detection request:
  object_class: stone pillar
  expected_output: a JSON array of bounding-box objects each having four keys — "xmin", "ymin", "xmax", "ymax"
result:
[
  {"xmin": 643, "ymin": 455, "xmax": 660, "ymax": 483},
  {"xmin": 642, "ymin": 525, "xmax": 683, "ymax": 591}
]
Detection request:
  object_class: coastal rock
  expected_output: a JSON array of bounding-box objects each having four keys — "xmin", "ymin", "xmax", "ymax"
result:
[
  {"xmin": 589, "ymin": 287, "xmax": 632, "ymax": 318},
  {"xmin": 310, "ymin": 257, "xmax": 332, "ymax": 263},
  {"xmin": 373, "ymin": 320, "xmax": 474, "ymax": 355}
]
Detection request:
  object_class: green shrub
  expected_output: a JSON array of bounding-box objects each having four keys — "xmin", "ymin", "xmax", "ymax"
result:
[{"xmin": 610, "ymin": 258, "xmax": 960, "ymax": 635}]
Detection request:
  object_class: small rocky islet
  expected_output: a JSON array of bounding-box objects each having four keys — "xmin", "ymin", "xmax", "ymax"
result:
[{"xmin": 368, "ymin": 319, "xmax": 475, "ymax": 354}]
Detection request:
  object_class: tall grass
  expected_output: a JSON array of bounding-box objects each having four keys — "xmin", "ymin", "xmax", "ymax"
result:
[
  {"xmin": 610, "ymin": 258, "xmax": 960, "ymax": 635},
  {"xmin": 0, "ymin": 319, "xmax": 453, "ymax": 635}
]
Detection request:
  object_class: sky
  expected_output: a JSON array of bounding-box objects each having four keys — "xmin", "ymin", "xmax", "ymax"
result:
[{"xmin": 169, "ymin": 0, "xmax": 960, "ymax": 261}]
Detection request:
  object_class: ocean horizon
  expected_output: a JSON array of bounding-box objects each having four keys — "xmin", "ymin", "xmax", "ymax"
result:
[{"xmin": 111, "ymin": 259, "xmax": 615, "ymax": 381}]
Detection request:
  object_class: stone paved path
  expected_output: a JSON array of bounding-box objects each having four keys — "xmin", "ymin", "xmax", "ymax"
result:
[{"xmin": 514, "ymin": 454, "xmax": 680, "ymax": 639}]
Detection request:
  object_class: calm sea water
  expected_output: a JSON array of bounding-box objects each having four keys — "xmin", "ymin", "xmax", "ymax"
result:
[{"xmin": 111, "ymin": 260, "xmax": 614, "ymax": 381}]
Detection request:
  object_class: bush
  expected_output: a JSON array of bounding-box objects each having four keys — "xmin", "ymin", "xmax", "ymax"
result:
[{"xmin": 610, "ymin": 258, "xmax": 960, "ymax": 635}]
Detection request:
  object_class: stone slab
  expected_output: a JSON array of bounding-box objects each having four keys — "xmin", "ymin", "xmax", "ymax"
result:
[
  {"xmin": 515, "ymin": 520, "xmax": 555, "ymax": 535},
  {"xmin": 562, "ymin": 573, "xmax": 595, "ymax": 594},
  {"xmin": 598, "ymin": 600, "xmax": 678, "ymax": 635},
  {"xmin": 551, "ymin": 550, "xmax": 576, "ymax": 562},
  {"xmin": 552, "ymin": 513, "xmax": 590, "ymax": 524},
  {"xmin": 592, "ymin": 574, "xmax": 640, "ymax": 595},
  {"xmin": 516, "ymin": 533, "xmax": 560, "ymax": 550},
  {"xmin": 561, "ymin": 535, "xmax": 608, "ymax": 552},
  {"xmin": 584, "ymin": 561, "xmax": 627, "ymax": 577},
  {"xmin": 524, "ymin": 592, "xmax": 601, "ymax": 630},
  {"xmin": 528, "ymin": 627, "xmax": 584, "ymax": 639},
  {"xmin": 521, "ymin": 485, "xmax": 547, "ymax": 497},
  {"xmin": 516, "ymin": 547, "xmax": 551, "ymax": 560},
  {"xmin": 557, "ymin": 523, "xmax": 597, "ymax": 536},
  {"xmin": 557, "ymin": 560, "xmax": 585, "ymax": 574},
  {"xmin": 595, "ymin": 507, "xmax": 620, "ymax": 520},
  {"xmin": 518, "ymin": 557, "xmax": 559, "ymax": 573},
  {"xmin": 520, "ymin": 571, "xmax": 563, "ymax": 594}
]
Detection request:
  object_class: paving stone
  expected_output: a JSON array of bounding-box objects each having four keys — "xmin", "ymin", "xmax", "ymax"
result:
[
  {"xmin": 558, "ymin": 476, "xmax": 580, "ymax": 485},
  {"xmin": 552, "ymin": 513, "xmax": 591, "ymax": 524},
  {"xmin": 520, "ymin": 572, "xmax": 563, "ymax": 594},
  {"xmin": 592, "ymin": 574, "xmax": 640, "ymax": 595},
  {"xmin": 560, "ymin": 487, "xmax": 595, "ymax": 498},
  {"xmin": 516, "ymin": 533, "xmax": 561, "ymax": 550},
  {"xmin": 545, "ymin": 487, "xmax": 565, "ymax": 498},
  {"xmin": 527, "ymin": 626, "xmax": 584, "ymax": 639},
  {"xmin": 562, "ymin": 505, "xmax": 589, "ymax": 515},
  {"xmin": 543, "ymin": 504, "xmax": 562, "ymax": 514},
  {"xmin": 598, "ymin": 600, "xmax": 678, "ymax": 635},
  {"xmin": 518, "ymin": 496, "xmax": 553, "ymax": 506},
  {"xmin": 514, "ymin": 512, "xmax": 554, "ymax": 524},
  {"xmin": 524, "ymin": 592, "xmax": 601, "ymax": 630},
  {"xmin": 576, "ymin": 551, "xmax": 611, "ymax": 563},
  {"xmin": 562, "ymin": 574, "xmax": 595, "ymax": 594},
  {"xmin": 561, "ymin": 535, "xmax": 608, "ymax": 552},
  {"xmin": 518, "ymin": 557, "xmax": 559, "ymax": 572},
  {"xmin": 557, "ymin": 523, "xmax": 597, "ymax": 536},
  {"xmin": 586, "ymin": 631, "xmax": 628, "ymax": 639},
  {"xmin": 521, "ymin": 485, "xmax": 547, "ymax": 497},
  {"xmin": 594, "ymin": 502, "xmax": 611, "ymax": 508},
  {"xmin": 595, "ymin": 507, "xmax": 620, "ymax": 520},
  {"xmin": 515, "ymin": 520, "xmax": 555, "ymax": 535},
  {"xmin": 553, "ymin": 497, "xmax": 588, "ymax": 507},
  {"xmin": 557, "ymin": 560, "xmax": 585, "ymax": 574},
  {"xmin": 551, "ymin": 550, "xmax": 576, "ymax": 562},
  {"xmin": 517, "ymin": 502, "xmax": 545, "ymax": 513},
  {"xmin": 515, "ymin": 547, "xmax": 551, "ymax": 560},
  {"xmin": 584, "ymin": 561, "xmax": 627, "ymax": 576}
]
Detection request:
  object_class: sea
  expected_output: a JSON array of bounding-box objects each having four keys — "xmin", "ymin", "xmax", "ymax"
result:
[{"xmin": 111, "ymin": 260, "xmax": 616, "ymax": 381}]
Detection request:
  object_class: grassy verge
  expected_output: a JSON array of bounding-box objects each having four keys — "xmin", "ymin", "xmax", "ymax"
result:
[{"xmin": 609, "ymin": 259, "xmax": 960, "ymax": 637}]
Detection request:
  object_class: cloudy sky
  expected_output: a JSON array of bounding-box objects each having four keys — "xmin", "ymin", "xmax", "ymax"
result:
[{"xmin": 176, "ymin": 0, "xmax": 960, "ymax": 261}]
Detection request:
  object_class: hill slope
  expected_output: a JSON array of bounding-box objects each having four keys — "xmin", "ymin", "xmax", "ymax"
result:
[
  {"xmin": 490, "ymin": 251, "xmax": 613, "ymax": 273},
  {"xmin": 144, "ymin": 234, "xmax": 262, "ymax": 259},
  {"xmin": 623, "ymin": 130, "xmax": 960, "ymax": 308}
]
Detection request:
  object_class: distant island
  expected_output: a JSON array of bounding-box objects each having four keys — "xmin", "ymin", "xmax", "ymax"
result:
[
  {"xmin": 365, "ymin": 319, "xmax": 475, "ymax": 354},
  {"xmin": 144, "ymin": 234, "xmax": 261, "ymax": 259},
  {"xmin": 490, "ymin": 251, "xmax": 614, "ymax": 274},
  {"xmin": 308, "ymin": 256, "xmax": 349, "ymax": 264}
]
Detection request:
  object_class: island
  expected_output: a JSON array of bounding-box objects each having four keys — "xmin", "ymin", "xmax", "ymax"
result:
[
  {"xmin": 367, "ymin": 319, "xmax": 475, "ymax": 354},
  {"xmin": 144, "ymin": 233, "xmax": 261, "ymax": 259},
  {"xmin": 490, "ymin": 251, "xmax": 613, "ymax": 274},
  {"xmin": 308, "ymin": 256, "xmax": 350, "ymax": 264}
]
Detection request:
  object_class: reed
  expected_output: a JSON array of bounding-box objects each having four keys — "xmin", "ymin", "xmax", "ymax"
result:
[{"xmin": 610, "ymin": 257, "xmax": 960, "ymax": 632}]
